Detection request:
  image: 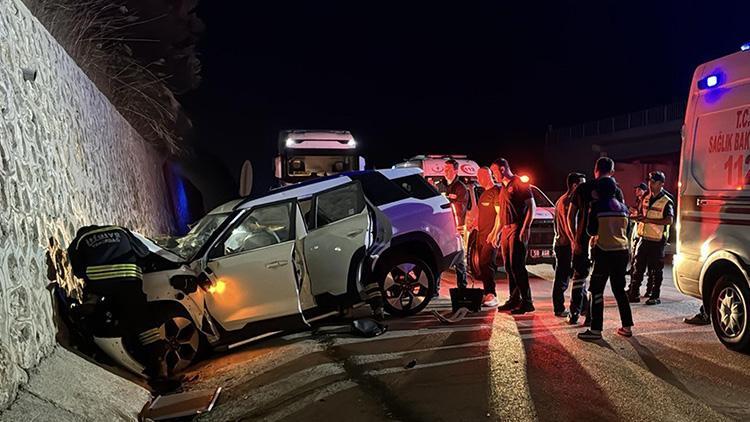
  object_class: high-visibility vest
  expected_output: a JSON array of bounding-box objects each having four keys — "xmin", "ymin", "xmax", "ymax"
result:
[{"xmin": 637, "ymin": 193, "xmax": 673, "ymax": 241}]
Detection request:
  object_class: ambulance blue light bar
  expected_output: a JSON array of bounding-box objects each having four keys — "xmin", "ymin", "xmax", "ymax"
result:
[
  {"xmin": 742, "ymin": 42, "xmax": 750, "ymax": 52},
  {"xmin": 698, "ymin": 74, "xmax": 721, "ymax": 89}
]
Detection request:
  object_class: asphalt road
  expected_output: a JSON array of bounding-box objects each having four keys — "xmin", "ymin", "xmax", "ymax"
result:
[{"xmin": 183, "ymin": 265, "xmax": 750, "ymax": 422}]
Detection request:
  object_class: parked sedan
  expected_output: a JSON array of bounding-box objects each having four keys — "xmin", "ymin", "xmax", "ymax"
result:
[{"xmin": 72, "ymin": 168, "xmax": 462, "ymax": 377}]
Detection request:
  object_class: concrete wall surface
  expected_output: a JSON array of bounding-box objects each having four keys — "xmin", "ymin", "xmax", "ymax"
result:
[{"xmin": 0, "ymin": 0, "xmax": 173, "ymax": 412}]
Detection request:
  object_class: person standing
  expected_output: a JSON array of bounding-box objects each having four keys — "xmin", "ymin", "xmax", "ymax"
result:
[
  {"xmin": 476, "ymin": 167, "xmax": 501, "ymax": 307},
  {"xmin": 578, "ymin": 176, "xmax": 634, "ymax": 340},
  {"xmin": 627, "ymin": 171, "xmax": 674, "ymax": 305},
  {"xmin": 489, "ymin": 158, "xmax": 536, "ymax": 314},
  {"xmin": 441, "ymin": 159, "xmax": 469, "ymax": 293},
  {"xmin": 552, "ymin": 172, "xmax": 586, "ymax": 318},
  {"xmin": 628, "ymin": 183, "xmax": 651, "ymax": 293},
  {"xmin": 566, "ymin": 157, "xmax": 623, "ymax": 325}
]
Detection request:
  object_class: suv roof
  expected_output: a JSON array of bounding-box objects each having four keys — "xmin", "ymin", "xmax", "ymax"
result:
[{"xmin": 220, "ymin": 168, "xmax": 423, "ymax": 213}]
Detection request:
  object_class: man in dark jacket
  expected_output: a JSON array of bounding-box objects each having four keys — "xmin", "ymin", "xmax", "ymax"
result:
[
  {"xmin": 68, "ymin": 225, "xmax": 158, "ymax": 372},
  {"xmin": 441, "ymin": 159, "xmax": 469, "ymax": 293},
  {"xmin": 578, "ymin": 177, "xmax": 634, "ymax": 340}
]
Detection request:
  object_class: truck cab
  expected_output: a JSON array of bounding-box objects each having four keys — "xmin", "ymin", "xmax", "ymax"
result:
[
  {"xmin": 274, "ymin": 130, "xmax": 366, "ymax": 186},
  {"xmin": 674, "ymin": 43, "xmax": 750, "ymax": 352}
]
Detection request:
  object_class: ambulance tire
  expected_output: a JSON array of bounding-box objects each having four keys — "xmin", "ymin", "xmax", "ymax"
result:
[
  {"xmin": 378, "ymin": 256, "xmax": 435, "ymax": 317},
  {"xmin": 710, "ymin": 275, "xmax": 750, "ymax": 353}
]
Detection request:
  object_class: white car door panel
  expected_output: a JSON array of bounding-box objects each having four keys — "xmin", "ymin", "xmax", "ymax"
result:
[
  {"xmin": 305, "ymin": 182, "xmax": 370, "ymax": 296},
  {"xmin": 203, "ymin": 201, "xmax": 307, "ymax": 333}
]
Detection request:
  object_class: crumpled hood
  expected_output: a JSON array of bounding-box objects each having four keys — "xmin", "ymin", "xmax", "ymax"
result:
[{"xmin": 131, "ymin": 232, "xmax": 184, "ymax": 264}]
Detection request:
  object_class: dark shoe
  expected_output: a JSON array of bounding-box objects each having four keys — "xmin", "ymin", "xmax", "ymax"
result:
[
  {"xmin": 511, "ymin": 302, "xmax": 535, "ymax": 315},
  {"xmin": 645, "ymin": 298, "xmax": 661, "ymax": 305},
  {"xmin": 497, "ymin": 300, "xmax": 520, "ymax": 312},
  {"xmin": 555, "ymin": 310, "xmax": 570, "ymax": 318},
  {"xmin": 566, "ymin": 313, "xmax": 579, "ymax": 325},
  {"xmin": 577, "ymin": 329, "xmax": 602, "ymax": 341},
  {"xmin": 684, "ymin": 313, "xmax": 711, "ymax": 325}
]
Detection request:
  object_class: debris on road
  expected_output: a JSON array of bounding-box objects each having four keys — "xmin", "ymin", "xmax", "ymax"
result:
[{"xmin": 139, "ymin": 387, "xmax": 222, "ymax": 421}]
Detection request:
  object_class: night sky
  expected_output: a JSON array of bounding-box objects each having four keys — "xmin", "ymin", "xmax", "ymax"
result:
[{"xmin": 181, "ymin": 1, "xmax": 750, "ymax": 193}]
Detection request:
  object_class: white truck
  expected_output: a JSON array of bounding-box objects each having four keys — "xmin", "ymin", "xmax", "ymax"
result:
[
  {"xmin": 274, "ymin": 130, "xmax": 366, "ymax": 186},
  {"xmin": 674, "ymin": 42, "xmax": 750, "ymax": 351}
]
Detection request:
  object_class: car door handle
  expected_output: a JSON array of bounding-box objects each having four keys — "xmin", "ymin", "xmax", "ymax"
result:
[
  {"xmin": 266, "ymin": 260, "xmax": 289, "ymax": 269},
  {"xmin": 346, "ymin": 229, "xmax": 365, "ymax": 237}
]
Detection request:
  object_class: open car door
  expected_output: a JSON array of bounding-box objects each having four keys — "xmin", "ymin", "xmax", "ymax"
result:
[
  {"xmin": 304, "ymin": 181, "xmax": 377, "ymax": 297},
  {"xmin": 202, "ymin": 200, "xmax": 308, "ymax": 341}
]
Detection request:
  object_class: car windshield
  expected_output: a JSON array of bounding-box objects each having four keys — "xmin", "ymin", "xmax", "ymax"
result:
[{"xmin": 155, "ymin": 213, "xmax": 231, "ymax": 260}]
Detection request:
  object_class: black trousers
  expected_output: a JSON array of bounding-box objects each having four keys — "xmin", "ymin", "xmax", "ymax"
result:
[
  {"xmin": 552, "ymin": 244, "xmax": 573, "ymax": 314},
  {"xmin": 500, "ymin": 225, "xmax": 531, "ymax": 304},
  {"xmin": 477, "ymin": 238, "xmax": 497, "ymax": 295},
  {"xmin": 589, "ymin": 247, "xmax": 633, "ymax": 332},
  {"xmin": 569, "ymin": 246, "xmax": 591, "ymax": 316},
  {"xmin": 628, "ymin": 239, "xmax": 666, "ymax": 299}
]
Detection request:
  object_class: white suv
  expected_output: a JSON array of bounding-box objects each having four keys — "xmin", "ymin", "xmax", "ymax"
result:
[{"xmin": 74, "ymin": 168, "xmax": 462, "ymax": 377}]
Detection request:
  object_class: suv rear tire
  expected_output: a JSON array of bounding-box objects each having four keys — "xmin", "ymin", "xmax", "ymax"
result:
[
  {"xmin": 710, "ymin": 274, "xmax": 750, "ymax": 353},
  {"xmin": 377, "ymin": 256, "xmax": 435, "ymax": 317}
]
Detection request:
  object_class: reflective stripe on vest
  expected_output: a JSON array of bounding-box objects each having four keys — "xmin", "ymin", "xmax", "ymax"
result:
[
  {"xmin": 85, "ymin": 263, "xmax": 142, "ymax": 281},
  {"xmin": 637, "ymin": 194, "xmax": 672, "ymax": 241}
]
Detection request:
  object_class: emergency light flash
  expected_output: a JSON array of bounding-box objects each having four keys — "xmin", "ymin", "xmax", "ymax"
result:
[
  {"xmin": 285, "ymin": 138, "xmax": 295, "ymax": 147},
  {"xmin": 347, "ymin": 139, "xmax": 357, "ymax": 147},
  {"xmin": 697, "ymin": 74, "xmax": 722, "ymax": 90},
  {"xmin": 742, "ymin": 42, "xmax": 750, "ymax": 52}
]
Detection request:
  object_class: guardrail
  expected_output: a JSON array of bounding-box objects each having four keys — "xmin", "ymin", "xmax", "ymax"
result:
[{"xmin": 546, "ymin": 102, "xmax": 686, "ymax": 145}]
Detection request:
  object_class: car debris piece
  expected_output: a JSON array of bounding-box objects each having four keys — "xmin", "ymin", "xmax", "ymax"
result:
[
  {"xmin": 431, "ymin": 307, "xmax": 470, "ymax": 324},
  {"xmin": 139, "ymin": 387, "xmax": 222, "ymax": 421},
  {"xmin": 351, "ymin": 318, "xmax": 388, "ymax": 337},
  {"xmin": 404, "ymin": 359, "xmax": 417, "ymax": 369}
]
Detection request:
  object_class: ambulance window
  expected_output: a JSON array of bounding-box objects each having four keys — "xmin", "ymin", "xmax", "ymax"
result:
[{"xmin": 691, "ymin": 105, "xmax": 750, "ymax": 191}]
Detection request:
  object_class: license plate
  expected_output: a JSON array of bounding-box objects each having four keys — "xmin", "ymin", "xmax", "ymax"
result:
[{"xmin": 530, "ymin": 249, "xmax": 552, "ymax": 258}]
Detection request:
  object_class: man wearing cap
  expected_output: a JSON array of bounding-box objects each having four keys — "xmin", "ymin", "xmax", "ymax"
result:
[
  {"xmin": 627, "ymin": 171, "xmax": 674, "ymax": 305},
  {"xmin": 627, "ymin": 183, "xmax": 649, "ymax": 274}
]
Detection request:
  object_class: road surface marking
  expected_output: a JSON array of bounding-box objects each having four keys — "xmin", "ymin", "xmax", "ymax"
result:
[{"xmin": 365, "ymin": 355, "xmax": 490, "ymax": 376}]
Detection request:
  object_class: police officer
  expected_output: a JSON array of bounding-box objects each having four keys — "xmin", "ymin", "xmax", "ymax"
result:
[
  {"xmin": 476, "ymin": 167, "xmax": 501, "ymax": 307},
  {"xmin": 627, "ymin": 183, "xmax": 649, "ymax": 277},
  {"xmin": 441, "ymin": 158, "xmax": 469, "ymax": 293},
  {"xmin": 489, "ymin": 158, "xmax": 536, "ymax": 314},
  {"xmin": 67, "ymin": 225, "xmax": 158, "ymax": 374},
  {"xmin": 552, "ymin": 172, "xmax": 586, "ymax": 318},
  {"xmin": 627, "ymin": 171, "xmax": 674, "ymax": 305}
]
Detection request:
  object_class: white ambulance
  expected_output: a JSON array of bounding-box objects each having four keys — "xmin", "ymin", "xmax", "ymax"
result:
[{"xmin": 675, "ymin": 42, "xmax": 750, "ymax": 351}]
